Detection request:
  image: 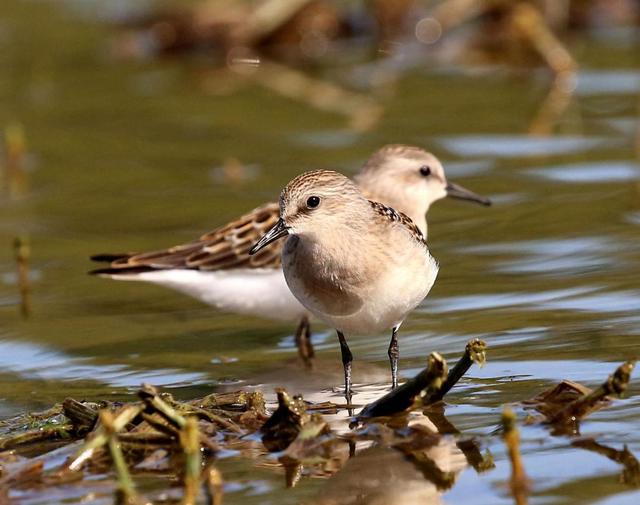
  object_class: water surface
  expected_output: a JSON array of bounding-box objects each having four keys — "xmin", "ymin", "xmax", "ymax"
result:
[{"xmin": 0, "ymin": 1, "xmax": 639, "ymax": 504}]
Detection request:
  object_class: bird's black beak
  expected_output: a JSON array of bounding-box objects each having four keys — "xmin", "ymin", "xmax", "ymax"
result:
[
  {"xmin": 249, "ymin": 218, "xmax": 290, "ymax": 255},
  {"xmin": 445, "ymin": 181, "xmax": 491, "ymax": 206}
]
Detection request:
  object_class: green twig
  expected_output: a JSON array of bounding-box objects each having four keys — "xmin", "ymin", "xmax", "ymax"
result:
[
  {"xmin": 102, "ymin": 411, "xmax": 139, "ymax": 505},
  {"xmin": 180, "ymin": 417, "xmax": 202, "ymax": 505},
  {"xmin": 67, "ymin": 405, "xmax": 142, "ymax": 471}
]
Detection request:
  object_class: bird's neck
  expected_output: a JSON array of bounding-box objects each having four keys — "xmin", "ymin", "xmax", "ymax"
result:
[{"xmin": 358, "ymin": 182, "xmax": 428, "ymax": 237}]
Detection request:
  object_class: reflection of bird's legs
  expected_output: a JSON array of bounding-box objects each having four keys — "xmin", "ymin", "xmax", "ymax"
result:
[{"xmin": 294, "ymin": 315, "xmax": 314, "ymax": 369}]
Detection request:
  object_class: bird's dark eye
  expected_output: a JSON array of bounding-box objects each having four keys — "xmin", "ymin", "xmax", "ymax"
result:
[
  {"xmin": 419, "ymin": 165, "xmax": 431, "ymax": 176},
  {"xmin": 306, "ymin": 196, "xmax": 321, "ymax": 209}
]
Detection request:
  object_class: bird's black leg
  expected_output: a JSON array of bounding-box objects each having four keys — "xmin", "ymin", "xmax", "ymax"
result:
[
  {"xmin": 388, "ymin": 326, "xmax": 400, "ymax": 389},
  {"xmin": 337, "ymin": 330, "xmax": 353, "ymax": 405},
  {"xmin": 294, "ymin": 315, "xmax": 315, "ymax": 369}
]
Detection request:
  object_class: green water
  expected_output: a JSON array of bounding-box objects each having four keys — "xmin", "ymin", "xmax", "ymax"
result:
[{"xmin": 1, "ymin": 1, "xmax": 640, "ymax": 504}]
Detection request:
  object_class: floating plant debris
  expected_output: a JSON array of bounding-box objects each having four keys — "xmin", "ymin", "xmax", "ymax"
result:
[
  {"xmin": 0, "ymin": 344, "xmax": 636, "ymax": 503},
  {"xmin": 523, "ymin": 360, "xmax": 636, "ymax": 435},
  {"xmin": 356, "ymin": 339, "xmax": 486, "ymax": 421}
]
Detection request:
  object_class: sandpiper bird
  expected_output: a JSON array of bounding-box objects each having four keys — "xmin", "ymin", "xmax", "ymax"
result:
[
  {"xmin": 250, "ymin": 170, "xmax": 440, "ymax": 401},
  {"xmin": 90, "ymin": 145, "xmax": 489, "ymax": 368}
]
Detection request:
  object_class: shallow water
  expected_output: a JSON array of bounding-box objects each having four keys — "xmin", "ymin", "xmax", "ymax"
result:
[{"xmin": 1, "ymin": 1, "xmax": 639, "ymax": 504}]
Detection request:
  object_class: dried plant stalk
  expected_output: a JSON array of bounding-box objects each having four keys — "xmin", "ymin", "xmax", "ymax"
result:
[{"xmin": 502, "ymin": 408, "xmax": 529, "ymax": 505}]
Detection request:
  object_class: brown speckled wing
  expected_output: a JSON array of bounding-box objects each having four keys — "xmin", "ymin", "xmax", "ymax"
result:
[
  {"xmin": 90, "ymin": 202, "xmax": 283, "ymax": 274},
  {"xmin": 369, "ymin": 200, "xmax": 427, "ymax": 247}
]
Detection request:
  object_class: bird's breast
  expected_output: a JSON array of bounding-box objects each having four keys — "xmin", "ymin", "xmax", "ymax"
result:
[{"xmin": 282, "ymin": 235, "xmax": 365, "ymax": 317}]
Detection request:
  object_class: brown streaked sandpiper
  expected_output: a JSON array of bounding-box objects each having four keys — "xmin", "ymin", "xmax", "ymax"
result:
[{"xmin": 90, "ymin": 145, "xmax": 489, "ymax": 368}]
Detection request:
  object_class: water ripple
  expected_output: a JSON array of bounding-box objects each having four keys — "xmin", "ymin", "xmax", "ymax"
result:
[
  {"xmin": 435, "ymin": 135, "xmax": 613, "ymax": 158},
  {"xmin": 626, "ymin": 211, "xmax": 640, "ymax": 226},
  {"xmin": 461, "ymin": 237, "xmax": 619, "ymax": 275},
  {"xmin": 427, "ymin": 287, "xmax": 595, "ymax": 313},
  {"xmin": 538, "ymin": 290, "xmax": 640, "ymax": 313},
  {"xmin": 576, "ymin": 70, "xmax": 640, "ymax": 96},
  {"xmin": 0, "ymin": 340, "xmax": 208, "ymax": 388},
  {"xmin": 527, "ymin": 161, "xmax": 640, "ymax": 183}
]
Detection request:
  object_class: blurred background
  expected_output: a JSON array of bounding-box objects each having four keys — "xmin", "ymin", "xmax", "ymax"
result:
[{"xmin": 1, "ymin": 0, "xmax": 639, "ymax": 503}]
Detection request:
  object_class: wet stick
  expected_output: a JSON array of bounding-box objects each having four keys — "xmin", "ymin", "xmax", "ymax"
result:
[
  {"xmin": 356, "ymin": 352, "xmax": 447, "ymax": 420},
  {"xmin": 426, "ymin": 338, "xmax": 486, "ymax": 405},
  {"xmin": 68, "ymin": 405, "xmax": 143, "ymax": 471},
  {"xmin": 194, "ymin": 390, "xmax": 266, "ymax": 414},
  {"xmin": 281, "ymin": 457, "xmax": 303, "ymax": 488},
  {"xmin": 118, "ymin": 432, "xmax": 175, "ymax": 445},
  {"xmin": 102, "ymin": 411, "xmax": 140, "ymax": 505},
  {"xmin": 180, "ymin": 417, "xmax": 202, "ymax": 505},
  {"xmin": 62, "ymin": 398, "xmax": 99, "ymax": 434},
  {"xmin": 14, "ymin": 236, "xmax": 31, "ymax": 318},
  {"xmin": 139, "ymin": 384, "xmax": 186, "ymax": 429},
  {"xmin": 0, "ymin": 425, "xmax": 73, "ymax": 450},
  {"xmin": 550, "ymin": 361, "xmax": 635, "ymax": 427},
  {"xmin": 139, "ymin": 385, "xmax": 219, "ymax": 452},
  {"xmin": 572, "ymin": 438, "xmax": 640, "ymax": 487},
  {"xmin": 140, "ymin": 411, "xmax": 182, "ymax": 438},
  {"xmin": 170, "ymin": 398, "xmax": 242, "ymax": 433},
  {"xmin": 502, "ymin": 408, "xmax": 529, "ymax": 505},
  {"xmin": 203, "ymin": 466, "xmax": 223, "ymax": 505},
  {"xmin": 424, "ymin": 405, "xmax": 495, "ymax": 473},
  {"xmin": 357, "ymin": 339, "xmax": 485, "ymax": 421},
  {"xmin": 0, "ymin": 460, "xmax": 44, "ymax": 488},
  {"xmin": 261, "ymin": 389, "xmax": 309, "ymax": 452}
]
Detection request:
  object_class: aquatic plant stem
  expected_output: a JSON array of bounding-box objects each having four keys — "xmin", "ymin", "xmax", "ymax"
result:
[
  {"xmin": 4, "ymin": 123, "xmax": 28, "ymax": 198},
  {"xmin": 203, "ymin": 465, "xmax": 224, "ymax": 505},
  {"xmin": 68, "ymin": 405, "xmax": 143, "ymax": 471},
  {"xmin": 181, "ymin": 417, "xmax": 202, "ymax": 505},
  {"xmin": 102, "ymin": 411, "xmax": 139, "ymax": 505},
  {"xmin": 139, "ymin": 383, "xmax": 186, "ymax": 428},
  {"xmin": 13, "ymin": 236, "xmax": 31, "ymax": 318},
  {"xmin": 356, "ymin": 352, "xmax": 447, "ymax": 420},
  {"xmin": 550, "ymin": 361, "xmax": 635, "ymax": 426},
  {"xmin": 426, "ymin": 338, "xmax": 486, "ymax": 405},
  {"xmin": 502, "ymin": 408, "xmax": 529, "ymax": 505}
]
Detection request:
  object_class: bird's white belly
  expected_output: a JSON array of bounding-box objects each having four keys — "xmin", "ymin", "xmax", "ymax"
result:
[
  {"xmin": 288, "ymin": 254, "xmax": 439, "ymax": 335},
  {"xmin": 108, "ymin": 268, "xmax": 308, "ymax": 322}
]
